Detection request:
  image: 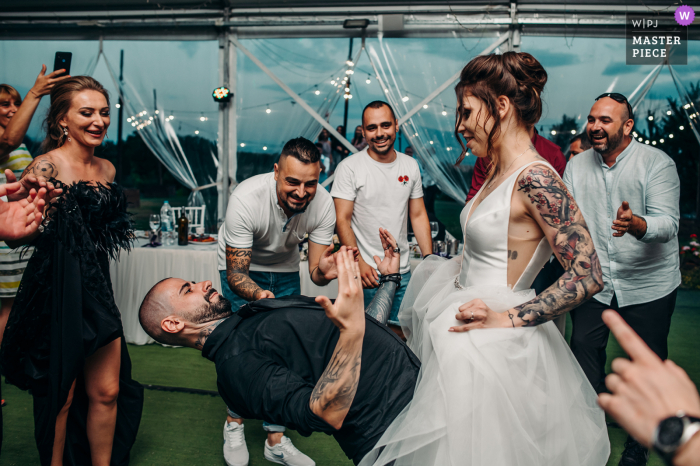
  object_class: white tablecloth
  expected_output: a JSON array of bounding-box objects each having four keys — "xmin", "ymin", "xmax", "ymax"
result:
[{"xmin": 110, "ymin": 238, "xmax": 340, "ymax": 345}]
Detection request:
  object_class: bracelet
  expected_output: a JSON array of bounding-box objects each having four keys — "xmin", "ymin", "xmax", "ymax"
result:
[
  {"xmin": 379, "ymin": 273, "xmax": 402, "ymax": 288},
  {"xmin": 310, "ymin": 266, "xmax": 319, "ymax": 281}
]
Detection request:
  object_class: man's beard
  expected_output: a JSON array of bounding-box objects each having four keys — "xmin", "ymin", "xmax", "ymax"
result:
[
  {"xmin": 192, "ymin": 288, "xmax": 233, "ymax": 323},
  {"xmin": 589, "ymin": 124, "xmax": 624, "ymax": 155},
  {"xmin": 282, "ymin": 194, "xmax": 310, "ymax": 214}
]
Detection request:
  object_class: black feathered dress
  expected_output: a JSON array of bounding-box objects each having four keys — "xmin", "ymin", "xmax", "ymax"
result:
[{"xmin": 1, "ymin": 181, "xmax": 143, "ymax": 465}]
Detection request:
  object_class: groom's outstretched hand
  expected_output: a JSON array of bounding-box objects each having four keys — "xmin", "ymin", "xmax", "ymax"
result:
[{"xmin": 316, "ymin": 246, "xmax": 365, "ymax": 335}]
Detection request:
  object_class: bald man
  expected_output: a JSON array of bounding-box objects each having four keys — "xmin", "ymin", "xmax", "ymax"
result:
[
  {"xmin": 138, "ymin": 239, "xmax": 419, "ymax": 465},
  {"xmin": 563, "ymin": 93, "xmax": 680, "ymax": 466}
]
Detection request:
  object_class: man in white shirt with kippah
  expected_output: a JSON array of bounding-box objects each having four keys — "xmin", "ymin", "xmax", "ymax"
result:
[{"xmin": 563, "ymin": 93, "xmax": 681, "ymax": 466}]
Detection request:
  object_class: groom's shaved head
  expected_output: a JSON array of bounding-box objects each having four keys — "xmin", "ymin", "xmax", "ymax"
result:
[
  {"xmin": 138, "ymin": 278, "xmax": 180, "ymax": 345},
  {"xmin": 139, "ymin": 278, "xmax": 233, "ymax": 347}
]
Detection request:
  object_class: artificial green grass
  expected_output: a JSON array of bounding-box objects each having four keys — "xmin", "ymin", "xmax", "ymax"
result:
[{"xmin": 3, "ymin": 291, "xmax": 699, "ymax": 465}]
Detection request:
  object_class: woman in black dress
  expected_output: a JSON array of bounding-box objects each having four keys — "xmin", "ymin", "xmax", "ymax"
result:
[{"xmin": 1, "ymin": 76, "xmax": 142, "ymax": 466}]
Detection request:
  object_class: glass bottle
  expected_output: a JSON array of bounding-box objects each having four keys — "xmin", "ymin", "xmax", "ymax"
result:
[{"xmin": 177, "ymin": 210, "xmax": 189, "ymax": 246}]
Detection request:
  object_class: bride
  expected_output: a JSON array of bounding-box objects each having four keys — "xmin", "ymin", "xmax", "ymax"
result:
[{"xmin": 360, "ymin": 52, "xmax": 610, "ymax": 465}]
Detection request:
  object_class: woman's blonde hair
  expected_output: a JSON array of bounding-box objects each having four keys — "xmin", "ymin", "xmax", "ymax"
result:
[{"xmin": 0, "ymin": 84, "xmax": 22, "ymax": 104}]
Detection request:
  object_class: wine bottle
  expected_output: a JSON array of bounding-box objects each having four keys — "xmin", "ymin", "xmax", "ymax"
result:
[{"xmin": 177, "ymin": 210, "xmax": 189, "ymax": 246}]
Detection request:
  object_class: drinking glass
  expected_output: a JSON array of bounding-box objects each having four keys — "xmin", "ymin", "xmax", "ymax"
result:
[
  {"xmin": 430, "ymin": 221, "xmax": 439, "ymax": 239},
  {"xmin": 149, "ymin": 214, "xmax": 160, "ymax": 238}
]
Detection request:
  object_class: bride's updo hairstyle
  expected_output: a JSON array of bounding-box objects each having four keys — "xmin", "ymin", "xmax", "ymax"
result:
[
  {"xmin": 453, "ymin": 52, "xmax": 547, "ymax": 165},
  {"xmin": 42, "ymin": 76, "xmax": 110, "ymax": 153}
]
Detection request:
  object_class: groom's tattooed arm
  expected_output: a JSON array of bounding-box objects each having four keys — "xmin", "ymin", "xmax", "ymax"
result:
[
  {"xmin": 225, "ymin": 245, "xmax": 265, "ymax": 301},
  {"xmin": 510, "ymin": 165, "xmax": 604, "ymax": 327},
  {"xmin": 365, "ymin": 281, "xmax": 398, "ymax": 325},
  {"xmin": 310, "ymin": 333, "xmax": 363, "ymax": 429}
]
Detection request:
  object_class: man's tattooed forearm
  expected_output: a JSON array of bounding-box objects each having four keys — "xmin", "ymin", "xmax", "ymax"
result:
[
  {"xmin": 225, "ymin": 246, "xmax": 262, "ymax": 300},
  {"xmin": 365, "ymin": 281, "xmax": 397, "ymax": 325},
  {"xmin": 194, "ymin": 318, "xmax": 226, "ymax": 349},
  {"xmin": 310, "ymin": 343, "xmax": 362, "ymax": 414},
  {"xmin": 514, "ymin": 166, "xmax": 604, "ymax": 326}
]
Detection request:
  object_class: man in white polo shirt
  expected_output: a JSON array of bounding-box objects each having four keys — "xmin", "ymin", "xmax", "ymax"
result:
[
  {"xmin": 332, "ymin": 101, "xmax": 432, "ymax": 326},
  {"xmin": 216, "ymin": 137, "xmax": 339, "ymax": 466}
]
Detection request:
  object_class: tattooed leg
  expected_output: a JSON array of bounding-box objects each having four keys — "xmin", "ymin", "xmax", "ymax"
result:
[{"xmin": 365, "ymin": 281, "xmax": 398, "ymax": 325}]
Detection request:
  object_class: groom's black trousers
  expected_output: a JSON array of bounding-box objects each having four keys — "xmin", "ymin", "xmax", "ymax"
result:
[{"xmin": 570, "ymin": 288, "xmax": 677, "ymax": 394}]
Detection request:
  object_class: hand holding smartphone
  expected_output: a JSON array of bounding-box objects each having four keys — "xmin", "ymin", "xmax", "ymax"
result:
[{"xmin": 53, "ymin": 52, "xmax": 72, "ymax": 76}]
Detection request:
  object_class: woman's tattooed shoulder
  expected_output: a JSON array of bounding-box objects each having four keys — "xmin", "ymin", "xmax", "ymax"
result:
[{"xmin": 22, "ymin": 157, "xmax": 58, "ymax": 180}]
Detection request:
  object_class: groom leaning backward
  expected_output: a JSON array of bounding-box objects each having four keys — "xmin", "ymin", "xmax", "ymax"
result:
[{"xmin": 138, "ymin": 230, "xmax": 419, "ymax": 465}]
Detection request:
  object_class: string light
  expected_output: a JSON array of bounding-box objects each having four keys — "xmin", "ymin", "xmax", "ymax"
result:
[
  {"xmin": 570, "ymin": 129, "xmax": 576, "ymax": 134},
  {"xmin": 423, "ymin": 104, "xmax": 428, "ymax": 109},
  {"xmin": 266, "ymin": 105, "xmax": 272, "ymax": 114},
  {"xmin": 645, "ymin": 140, "xmax": 650, "ymax": 144},
  {"xmin": 345, "ymin": 69, "xmax": 354, "ymax": 75},
  {"xmin": 441, "ymin": 110, "xmax": 447, "ymax": 116},
  {"xmin": 684, "ymin": 104, "xmax": 691, "ymax": 109},
  {"xmin": 345, "ymin": 87, "xmax": 350, "ymax": 92},
  {"xmin": 331, "ymin": 79, "xmax": 336, "ymax": 85},
  {"xmin": 667, "ymin": 110, "xmax": 672, "ymax": 115},
  {"xmin": 127, "ymin": 118, "xmax": 132, "ymax": 122},
  {"xmin": 115, "ymin": 103, "xmax": 121, "ymax": 108},
  {"xmin": 648, "ymin": 115, "xmax": 654, "ymax": 121},
  {"xmin": 346, "ymin": 60, "xmax": 354, "ymax": 67},
  {"xmin": 446, "ymin": 147, "xmax": 452, "ymax": 151},
  {"xmin": 638, "ymin": 137, "xmax": 643, "ymax": 141},
  {"xmin": 652, "ymin": 141, "xmax": 657, "ymax": 145},
  {"xmin": 194, "ymin": 130, "xmax": 199, "ymax": 135},
  {"xmin": 366, "ymin": 75, "xmax": 371, "ymax": 84},
  {"xmin": 263, "ymin": 146, "xmax": 268, "ymax": 150},
  {"xmin": 402, "ymin": 96, "xmax": 409, "ymax": 102},
  {"xmin": 680, "ymin": 125, "xmax": 685, "ymax": 130},
  {"xmin": 240, "ymin": 143, "xmax": 246, "ymax": 147},
  {"xmin": 155, "ymin": 110, "xmax": 159, "ymax": 114},
  {"xmin": 551, "ymin": 130, "xmax": 557, "ymax": 135},
  {"xmin": 314, "ymin": 85, "xmax": 320, "ymax": 95},
  {"xmin": 199, "ymin": 113, "xmax": 208, "ymax": 121},
  {"xmin": 660, "ymin": 138, "xmax": 665, "ymax": 143},
  {"xmin": 669, "ymin": 134, "xmax": 674, "ymax": 138},
  {"xmin": 168, "ymin": 114, "xmax": 174, "ymax": 120},
  {"xmin": 429, "ymin": 140, "xmax": 434, "ymax": 144}
]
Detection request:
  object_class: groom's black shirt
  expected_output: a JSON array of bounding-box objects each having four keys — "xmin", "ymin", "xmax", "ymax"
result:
[{"xmin": 202, "ymin": 296, "xmax": 420, "ymax": 464}]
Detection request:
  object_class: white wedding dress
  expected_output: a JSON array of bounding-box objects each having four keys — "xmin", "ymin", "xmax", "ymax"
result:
[{"xmin": 360, "ymin": 161, "xmax": 610, "ymax": 466}]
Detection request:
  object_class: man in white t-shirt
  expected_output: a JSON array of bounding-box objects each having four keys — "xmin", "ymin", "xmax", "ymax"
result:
[
  {"xmin": 216, "ymin": 137, "xmax": 341, "ymax": 466},
  {"xmin": 332, "ymin": 101, "xmax": 432, "ymax": 326}
]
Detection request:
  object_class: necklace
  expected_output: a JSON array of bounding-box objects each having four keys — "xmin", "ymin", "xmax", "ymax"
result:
[{"xmin": 486, "ymin": 147, "xmax": 531, "ymax": 189}]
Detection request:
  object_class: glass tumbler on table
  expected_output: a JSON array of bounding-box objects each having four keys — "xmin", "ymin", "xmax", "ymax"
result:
[{"xmin": 430, "ymin": 221, "xmax": 439, "ymax": 239}]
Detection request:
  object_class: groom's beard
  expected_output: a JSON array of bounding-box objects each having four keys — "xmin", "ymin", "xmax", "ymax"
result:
[{"xmin": 193, "ymin": 289, "xmax": 233, "ymax": 323}]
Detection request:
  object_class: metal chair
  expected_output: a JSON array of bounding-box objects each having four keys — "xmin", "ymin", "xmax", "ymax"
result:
[{"xmin": 172, "ymin": 205, "xmax": 206, "ymax": 232}]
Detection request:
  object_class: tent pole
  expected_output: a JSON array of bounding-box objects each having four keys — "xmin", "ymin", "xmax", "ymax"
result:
[
  {"xmin": 230, "ymin": 36, "xmax": 357, "ymax": 155},
  {"xmin": 217, "ymin": 17, "xmax": 230, "ymax": 224}
]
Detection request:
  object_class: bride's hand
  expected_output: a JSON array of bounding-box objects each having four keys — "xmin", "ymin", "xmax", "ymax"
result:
[{"xmin": 449, "ymin": 299, "xmax": 513, "ymax": 332}]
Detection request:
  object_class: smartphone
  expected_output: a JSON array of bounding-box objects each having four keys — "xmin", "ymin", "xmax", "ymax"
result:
[{"xmin": 53, "ymin": 52, "xmax": 72, "ymax": 76}]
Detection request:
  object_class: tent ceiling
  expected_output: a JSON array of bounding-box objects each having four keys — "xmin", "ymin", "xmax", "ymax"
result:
[{"xmin": 1, "ymin": 1, "xmax": 698, "ymax": 40}]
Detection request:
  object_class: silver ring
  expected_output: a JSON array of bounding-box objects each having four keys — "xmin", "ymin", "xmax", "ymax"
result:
[
  {"xmin": 354, "ymin": 276, "xmax": 358, "ymax": 279},
  {"xmin": 393, "ymin": 247, "xmax": 400, "ymax": 253},
  {"xmin": 470, "ymin": 311, "xmax": 474, "ymax": 321}
]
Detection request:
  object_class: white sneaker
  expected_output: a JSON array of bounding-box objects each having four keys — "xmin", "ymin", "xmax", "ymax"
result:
[
  {"xmin": 264, "ymin": 436, "xmax": 315, "ymax": 466},
  {"xmin": 223, "ymin": 421, "xmax": 249, "ymax": 466}
]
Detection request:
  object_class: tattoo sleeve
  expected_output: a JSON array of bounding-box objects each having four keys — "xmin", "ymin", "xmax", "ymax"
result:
[
  {"xmin": 225, "ymin": 245, "xmax": 264, "ymax": 301},
  {"xmin": 309, "ymin": 334, "xmax": 363, "ymax": 429},
  {"xmin": 511, "ymin": 166, "xmax": 604, "ymax": 327},
  {"xmin": 22, "ymin": 158, "xmax": 58, "ymax": 180},
  {"xmin": 364, "ymin": 281, "xmax": 397, "ymax": 325}
]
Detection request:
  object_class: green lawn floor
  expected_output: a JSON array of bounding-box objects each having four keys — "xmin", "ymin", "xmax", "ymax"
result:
[{"xmin": 3, "ymin": 291, "xmax": 699, "ymax": 465}]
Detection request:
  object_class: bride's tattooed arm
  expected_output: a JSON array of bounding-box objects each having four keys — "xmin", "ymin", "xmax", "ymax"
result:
[{"xmin": 509, "ymin": 165, "xmax": 604, "ymax": 327}]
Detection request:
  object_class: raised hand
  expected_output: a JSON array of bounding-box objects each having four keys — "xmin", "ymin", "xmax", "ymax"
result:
[
  {"xmin": 598, "ymin": 310, "xmax": 700, "ymax": 448},
  {"xmin": 0, "ymin": 181, "xmax": 46, "ymax": 241},
  {"xmin": 316, "ymin": 246, "xmax": 365, "ymax": 334},
  {"xmin": 318, "ymin": 243, "xmax": 359, "ymax": 281},
  {"xmin": 29, "ymin": 64, "xmax": 72, "ymax": 98},
  {"xmin": 359, "ymin": 259, "xmax": 379, "ymax": 289},
  {"xmin": 613, "ymin": 201, "xmax": 633, "ymax": 237},
  {"xmin": 5, "ymin": 168, "xmax": 62, "ymax": 203},
  {"xmin": 373, "ymin": 228, "xmax": 400, "ymax": 276}
]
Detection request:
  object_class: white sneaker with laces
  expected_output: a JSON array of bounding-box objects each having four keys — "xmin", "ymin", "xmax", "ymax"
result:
[
  {"xmin": 264, "ymin": 436, "xmax": 315, "ymax": 466},
  {"xmin": 223, "ymin": 421, "xmax": 250, "ymax": 466}
]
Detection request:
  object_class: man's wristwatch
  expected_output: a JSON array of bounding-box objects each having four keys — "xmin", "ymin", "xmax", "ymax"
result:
[{"xmin": 653, "ymin": 411, "xmax": 700, "ymax": 466}]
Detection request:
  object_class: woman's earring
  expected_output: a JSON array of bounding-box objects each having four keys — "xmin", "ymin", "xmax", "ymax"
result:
[{"xmin": 63, "ymin": 127, "xmax": 71, "ymax": 142}]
